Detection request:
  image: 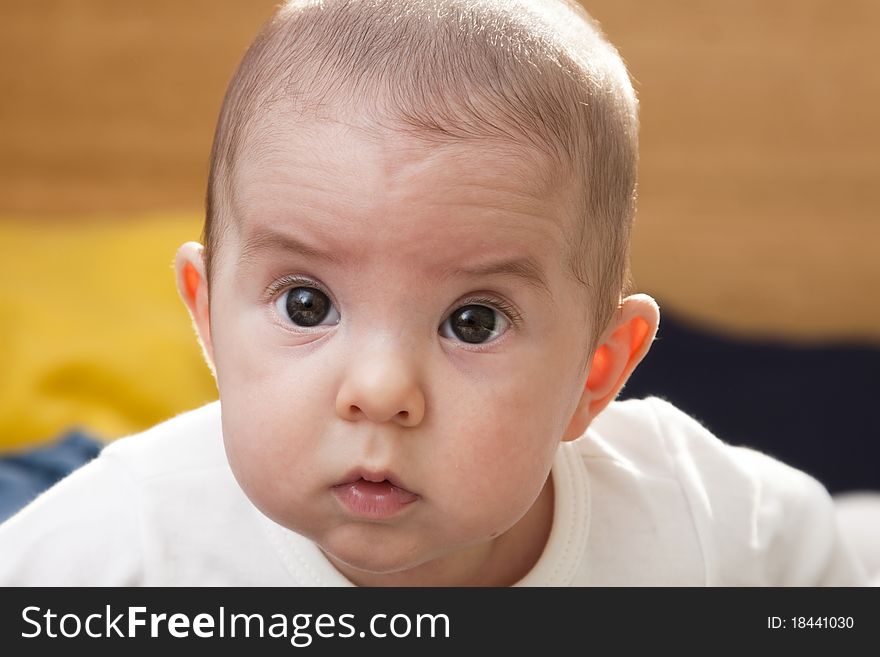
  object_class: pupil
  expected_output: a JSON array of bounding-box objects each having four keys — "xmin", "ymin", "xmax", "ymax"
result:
[
  {"xmin": 286, "ymin": 287, "xmax": 329, "ymax": 326},
  {"xmin": 452, "ymin": 305, "xmax": 496, "ymax": 343}
]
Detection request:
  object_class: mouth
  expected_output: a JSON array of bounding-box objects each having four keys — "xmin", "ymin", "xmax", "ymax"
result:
[{"xmin": 331, "ymin": 469, "xmax": 420, "ymax": 520}]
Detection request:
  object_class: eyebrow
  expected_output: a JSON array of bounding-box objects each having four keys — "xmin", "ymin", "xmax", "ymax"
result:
[
  {"xmin": 448, "ymin": 258, "xmax": 552, "ymax": 299},
  {"xmin": 238, "ymin": 228, "xmax": 552, "ymax": 298},
  {"xmin": 238, "ymin": 229, "xmax": 344, "ymax": 268}
]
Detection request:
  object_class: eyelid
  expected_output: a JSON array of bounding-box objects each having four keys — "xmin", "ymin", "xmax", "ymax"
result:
[
  {"xmin": 264, "ymin": 274, "xmax": 332, "ymax": 302},
  {"xmin": 457, "ymin": 294, "xmax": 524, "ymax": 327}
]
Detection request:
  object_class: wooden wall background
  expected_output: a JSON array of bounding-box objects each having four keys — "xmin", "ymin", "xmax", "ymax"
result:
[{"xmin": 1, "ymin": 0, "xmax": 878, "ymax": 342}]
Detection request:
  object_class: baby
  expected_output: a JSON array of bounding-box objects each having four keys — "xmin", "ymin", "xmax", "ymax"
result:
[{"xmin": 0, "ymin": 0, "xmax": 866, "ymax": 586}]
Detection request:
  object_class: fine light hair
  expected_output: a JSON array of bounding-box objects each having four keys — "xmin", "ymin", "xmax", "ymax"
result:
[{"xmin": 204, "ymin": 0, "xmax": 638, "ymax": 344}]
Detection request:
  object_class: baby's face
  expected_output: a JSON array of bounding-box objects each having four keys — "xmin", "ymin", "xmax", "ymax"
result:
[{"xmin": 207, "ymin": 119, "xmax": 594, "ymax": 584}]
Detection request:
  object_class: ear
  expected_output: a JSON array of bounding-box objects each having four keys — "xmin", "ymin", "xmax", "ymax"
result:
[
  {"xmin": 174, "ymin": 241, "xmax": 216, "ymax": 375},
  {"xmin": 562, "ymin": 293, "xmax": 660, "ymax": 441}
]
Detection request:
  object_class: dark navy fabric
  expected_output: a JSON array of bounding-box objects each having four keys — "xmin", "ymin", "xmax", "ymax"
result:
[
  {"xmin": 622, "ymin": 307, "xmax": 880, "ymax": 494},
  {"xmin": 0, "ymin": 431, "xmax": 103, "ymax": 522}
]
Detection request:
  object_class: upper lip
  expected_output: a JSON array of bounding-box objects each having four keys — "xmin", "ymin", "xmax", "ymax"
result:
[{"xmin": 335, "ymin": 468, "xmax": 415, "ymax": 493}]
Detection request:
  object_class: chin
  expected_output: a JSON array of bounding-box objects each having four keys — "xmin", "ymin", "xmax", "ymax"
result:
[{"xmin": 319, "ymin": 528, "xmax": 435, "ymax": 580}]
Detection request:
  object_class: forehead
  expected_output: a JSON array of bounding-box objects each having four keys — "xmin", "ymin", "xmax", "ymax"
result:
[{"xmin": 227, "ymin": 118, "xmax": 577, "ymax": 275}]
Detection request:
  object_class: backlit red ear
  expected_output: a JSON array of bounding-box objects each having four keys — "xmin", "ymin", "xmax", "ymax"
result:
[
  {"xmin": 585, "ymin": 314, "xmax": 655, "ymax": 403},
  {"xmin": 585, "ymin": 343, "xmax": 612, "ymax": 392},
  {"xmin": 175, "ymin": 241, "xmax": 215, "ymax": 376},
  {"xmin": 183, "ymin": 261, "xmax": 200, "ymax": 304},
  {"xmin": 561, "ymin": 295, "xmax": 660, "ymax": 441},
  {"xmin": 629, "ymin": 313, "xmax": 651, "ymax": 354}
]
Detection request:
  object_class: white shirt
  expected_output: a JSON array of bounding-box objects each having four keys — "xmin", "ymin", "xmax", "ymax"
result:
[{"xmin": 0, "ymin": 397, "xmax": 865, "ymax": 586}]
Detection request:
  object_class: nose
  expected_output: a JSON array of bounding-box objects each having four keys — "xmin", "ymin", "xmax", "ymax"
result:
[{"xmin": 335, "ymin": 347, "xmax": 426, "ymax": 427}]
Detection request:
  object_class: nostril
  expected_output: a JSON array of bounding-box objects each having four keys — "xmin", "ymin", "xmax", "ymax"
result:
[{"xmin": 341, "ymin": 403, "xmax": 414, "ymax": 423}]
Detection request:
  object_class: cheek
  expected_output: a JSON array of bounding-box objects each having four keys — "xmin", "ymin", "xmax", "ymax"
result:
[
  {"xmin": 207, "ymin": 296, "xmax": 341, "ymax": 495},
  {"xmin": 210, "ymin": 292, "xmax": 330, "ymax": 439},
  {"xmin": 478, "ymin": 346, "xmax": 581, "ymax": 439},
  {"xmin": 219, "ymin": 390, "xmax": 335, "ymax": 535},
  {"xmin": 445, "ymin": 340, "xmax": 586, "ymax": 495},
  {"xmin": 215, "ymin": 345, "xmax": 335, "ymax": 520},
  {"xmin": 438, "ymin": 368, "xmax": 568, "ymax": 512}
]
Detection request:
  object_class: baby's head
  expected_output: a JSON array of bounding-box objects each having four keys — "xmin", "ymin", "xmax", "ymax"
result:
[
  {"xmin": 205, "ymin": 0, "xmax": 640, "ymax": 343},
  {"xmin": 176, "ymin": 0, "xmax": 659, "ymax": 586}
]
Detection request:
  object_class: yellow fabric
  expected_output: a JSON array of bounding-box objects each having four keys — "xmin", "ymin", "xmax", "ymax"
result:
[{"xmin": 0, "ymin": 215, "xmax": 218, "ymax": 451}]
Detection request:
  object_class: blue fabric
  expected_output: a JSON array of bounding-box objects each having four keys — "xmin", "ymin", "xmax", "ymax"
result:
[{"xmin": 0, "ymin": 431, "xmax": 103, "ymax": 522}]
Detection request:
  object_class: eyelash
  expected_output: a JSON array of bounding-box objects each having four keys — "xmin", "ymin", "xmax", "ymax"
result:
[
  {"xmin": 264, "ymin": 274, "xmax": 331, "ymax": 304},
  {"xmin": 456, "ymin": 295, "xmax": 523, "ymax": 326},
  {"xmin": 264, "ymin": 275, "xmax": 524, "ymax": 327}
]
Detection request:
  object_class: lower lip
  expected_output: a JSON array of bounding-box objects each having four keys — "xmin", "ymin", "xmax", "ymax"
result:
[{"xmin": 332, "ymin": 479, "xmax": 419, "ymax": 520}]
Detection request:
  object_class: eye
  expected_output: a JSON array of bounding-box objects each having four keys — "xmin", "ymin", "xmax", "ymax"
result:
[
  {"xmin": 440, "ymin": 304, "xmax": 510, "ymax": 344},
  {"xmin": 274, "ymin": 286, "xmax": 340, "ymax": 328}
]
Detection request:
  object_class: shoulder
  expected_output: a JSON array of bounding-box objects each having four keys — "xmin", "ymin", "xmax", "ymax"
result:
[
  {"xmin": 579, "ymin": 396, "xmax": 730, "ymax": 481},
  {"xmin": 100, "ymin": 400, "xmax": 225, "ymax": 479},
  {"xmin": 0, "ymin": 402, "xmax": 230, "ymax": 585},
  {"xmin": 584, "ymin": 396, "xmax": 810, "ymax": 493},
  {"xmin": 573, "ymin": 397, "xmax": 866, "ymax": 585},
  {"xmin": 0, "ymin": 439, "xmax": 144, "ymax": 584}
]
